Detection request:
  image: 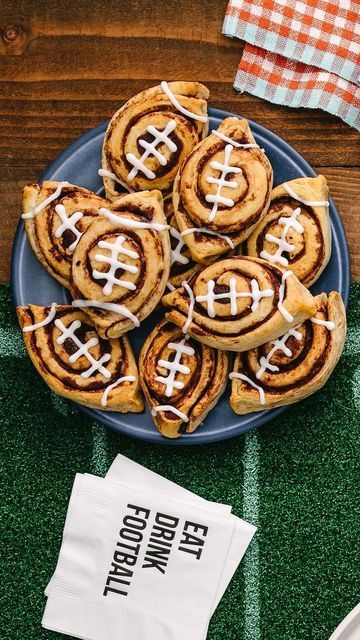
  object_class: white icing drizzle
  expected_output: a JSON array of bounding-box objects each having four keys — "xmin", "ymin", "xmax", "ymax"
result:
[
  {"xmin": 72, "ymin": 299, "xmax": 140, "ymax": 327},
  {"xmin": 126, "ymin": 119, "xmax": 177, "ymax": 180},
  {"xmin": 101, "ymin": 375, "xmax": 136, "ymax": 407},
  {"xmin": 206, "ymin": 144, "xmax": 242, "ymax": 223},
  {"xmin": 98, "ymin": 169, "xmax": 135, "ymax": 193},
  {"xmin": 166, "ymin": 281, "xmax": 176, "ymax": 291},
  {"xmin": 256, "ymin": 326, "xmax": 302, "ymax": 380},
  {"xmin": 213, "ymin": 129, "xmax": 259, "ymax": 150},
  {"xmin": 151, "ymin": 405, "xmax": 189, "ymax": 423},
  {"xmin": 22, "ymin": 303, "xmax": 57, "ymax": 332},
  {"xmin": 170, "ymin": 227, "xmax": 189, "ymax": 266},
  {"xmin": 277, "ymin": 271, "xmax": 294, "ymax": 322},
  {"xmin": 229, "ymin": 372, "xmax": 266, "ymax": 405},
  {"xmin": 283, "ymin": 183, "xmax": 329, "ymax": 207},
  {"xmin": 100, "ymin": 207, "xmax": 170, "ymax": 232},
  {"xmin": 260, "ymin": 207, "xmax": 303, "ymax": 267},
  {"xmin": 160, "ymin": 81, "xmax": 208, "ymax": 123},
  {"xmin": 54, "ymin": 204, "xmax": 84, "ymax": 251},
  {"xmin": 195, "ymin": 277, "xmax": 273, "ymax": 318},
  {"xmin": 182, "ymin": 280, "xmax": 195, "ymax": 333},
  {"xmin": 21, "ymin": 181, "xmax": 70, "ymax": 220},
  {"xmin": 155, "ymin": 335, "xmax": 195, "ymax": 397},
  {"xmin": 54, "ymin": 318, "xmax": 111, "ymax": 379},
  {"xmin": 311, "ymin": 316, "xmax": 335, "ymax": 330},
  {"xmin": 181, "ymin": 227, "xmax": 234, "ymax": 249},
  {"xmin": 92, "ymin": 236, "xmax": 139, "ymax": 296}
]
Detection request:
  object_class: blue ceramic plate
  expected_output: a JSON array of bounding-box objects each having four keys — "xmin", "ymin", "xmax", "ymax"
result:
[{"xmin": 11, "ymin": 108, "xmax": 350, "ymax": 444}]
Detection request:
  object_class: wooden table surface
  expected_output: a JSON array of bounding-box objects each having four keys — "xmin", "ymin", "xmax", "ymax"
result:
[{"xmin": 1, "ymin": 0, "xmax": 359, "ymax": 282}]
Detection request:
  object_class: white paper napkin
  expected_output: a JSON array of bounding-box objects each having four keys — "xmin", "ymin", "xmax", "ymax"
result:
[{"xmin": 42, "ymin": 473, "xmax": 237, "ymax": 640}]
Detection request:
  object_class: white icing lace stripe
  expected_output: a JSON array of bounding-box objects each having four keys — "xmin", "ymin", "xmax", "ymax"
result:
[
  {"xmin": 181, "ymin": 227, "xmax": 234, "ymax": 249},
  {"xmin": 196, "ymin": 277, "xmax": 273, "ymax": 318},
  {"xmin": 55, "ymin": 318, "xmax": 111, "ymax": 379},
  {"xmin": 182, "ymin": 280, "xmax": 195, "ymax": 333},
  {"xmin": 256, "ymin": 326, "xmax": 302, "ymax": 380},
  {"xmin": 260, "ymin": 207, "xmax": 303, "ymax": 267},
  {"xmin": 93, "ymin": 236, "xmax": 139, "ymax": 295},
  {"xmin": 166, "ymin": 281, "xmax": 176, "ymax": 291},
  {"xmin": 151, "ymin": 405, "xmax": 189, "ymax": 422},
  {"xmin": 100, "ymin": 207, "xmax": 170, "ymax": 231},
  {"xmin": 155, "ymin": 336, "xmax": 195, "ymax": 397},
  {"xmin": 22, "ymin": 182, "xmax": 70, "ymax": 219},
  {"xmin": 98, "ymin": 169, "xmax": 135, "ymax": 193},
  {"xmin": 127, "ymin": 119, "xmax": 177, "ymax": 180},
  {"xmin": 54, "ymin": 204, "xmax": 84, "ymax": 252},
  {"xmin": 72, "ymin": 300, "xmax": 140, "ymax": 327},
  {"xmin": 160, "ymin": 81, "xmax": 208, "ymax": 123},
  {"xmin": 277, "ymin": 271, "xmax": 294, "ymax": 322},
  {"xmin": 101, "ymin": 375, "xmax": 136, "ymax": 407},
  {"xmin": 283, "ymin": 183, "xmax": 329, "ymax": 207},
  {"xmin": 213, "ymin": 129, "xmax": 259, "ymax": 149},
  {"xmin": 206, "ymin": 144, "xmax": 242, "ymax": 223},
  {"xmin": 229, "ymin": 372, "xmax": 266, "ymax": 405},
  {"xmin": 170, "ymin": 227, "xmax": 189, "ymax": 266},
  {"xmin": 22, "ymin": 303, "xmax": 57, "ymax": 332},
  {"xmin": 311, "ymin": 317, "xmax": 335, "ymax": 330}
]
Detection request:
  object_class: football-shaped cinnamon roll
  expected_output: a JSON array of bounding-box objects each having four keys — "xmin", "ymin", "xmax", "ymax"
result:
[
  {"xmin": 162, "ymin": 256, "xmax": 317, "ymax": 352},
  {"xmin": 17, "ymin": 304, "xmax": 143, "ymax": 412},
  {"xmin": 139, "ymin": 319, "xmax": 229, "ymax": 438},
  {"xmin": 22, "ymin": 181, "xmax": 108, "ymax": 288},
  {"xmin": 70, "ymin": 190, "xmax": 171, "ymax": 339},
  {"xmin": 245, "ymin": 176, "xmax": 331, "ymax": 287},
  {"xmin": 173, "ymin": 117, "xmax": 273, "ymax": 263},
  {"xmin": 101, "ymin": 81, "xmax": 209, "ymax": 200},
  {"xmin": 230, "ymin": 291, "xmax": 346, "ymax": 413}
]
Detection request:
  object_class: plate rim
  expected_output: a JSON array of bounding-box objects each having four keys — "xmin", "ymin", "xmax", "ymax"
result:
[{"xmin": 11, "ymin": 107, "xmax": 351, "ymax": 445}]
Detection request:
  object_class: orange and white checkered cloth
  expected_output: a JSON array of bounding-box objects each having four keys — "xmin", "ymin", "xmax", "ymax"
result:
[{"xmin": 223, "ymin": 0, "xmax": 360, "ymax": 129}]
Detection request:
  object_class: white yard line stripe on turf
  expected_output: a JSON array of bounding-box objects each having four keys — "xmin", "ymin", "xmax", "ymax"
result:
[
  {"xmin": 91, "ymin": 423, "xmax": 109, "ymax": 476},
  {"xmin": 243, "ymin": 431, "xmax": 261, "ymax": 640},
  {"xmin": 0, "ymin": 327, "xmax": 25, "ymax": 357}
]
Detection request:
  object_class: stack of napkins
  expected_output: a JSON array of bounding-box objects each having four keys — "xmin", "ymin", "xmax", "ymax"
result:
[{"xmin": 43, "ymin": 454, "xmax": 256, "ymax": 640}]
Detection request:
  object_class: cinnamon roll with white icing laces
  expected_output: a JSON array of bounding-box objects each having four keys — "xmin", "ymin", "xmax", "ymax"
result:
[
  {"xmin": 173, "ymin": 117, "xmax": 273, "ymax": 263},
  {"xmin": 17, "ymin": 304, "xmax": 143, "ymax": 412},
  {"xmin": 230, "ymin": 291, "xmax": 346, "ymax": 413},
  {"xmin": 162, "ymin": 256, "xmax": 317, "ymax": 352},
  {"xmin": 245, "ymin": 175, "xmax": 331, "ymax": 287},
  {"xmin": 101, "ymin": 81, "xmax": 209, "ymax": 200},
  {"xmin": 70, "ymin": 190, "xmax": 171, "ymax": 339},
  {"xmin": 22, "ymin": 181, "xmax": 108, "ymax": 288},
  {"xmin": 139, "ymin": 318, "xmax": 229, "ymax": 438}
]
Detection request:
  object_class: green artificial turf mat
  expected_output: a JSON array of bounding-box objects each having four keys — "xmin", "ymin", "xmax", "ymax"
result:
[{"xmin": 1, "ymin": 283, "xmax": 359, "ymax": 640}]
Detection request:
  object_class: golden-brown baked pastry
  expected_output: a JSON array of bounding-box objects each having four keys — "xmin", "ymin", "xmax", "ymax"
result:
[
  {"xmin": 70, "ymin": 190, "xmax": 171, "ymax": 339},
  {"xmin": 162, "ymin": 256, "xmax": 317, "ymax": 352},
  {"xmin": 245, "ymin": 175, "xmax": 331, "ymax": 287},
  {"xmin": 173, "ymin": 117, "xmax": 273, "ymax": 263},
  {"xmin": 230, "ymin": 291, "xmax": 346, "ymax": 413},
  {"xmin": 17, "ymin": 304, "xmax": 143, "ymax": 412},
  {"xmin": 168, "ymin": 211, "xmax": 202, "ymax": 291},
  {"xmin": 139, "ymin": 319, "xmax": 229, "ymax": 438},
  {"xmin": 22, "ymin": 181, "xmax": 108, "ymax": 288},
  {"xmin": 101, "ymin": 81, "xmax": 209, "ymax": 200}
]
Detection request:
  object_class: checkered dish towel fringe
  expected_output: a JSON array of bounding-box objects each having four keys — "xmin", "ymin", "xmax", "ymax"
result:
[{"xmin": 223, "ymin": 0, "xmax": 360, "ymax": 130}]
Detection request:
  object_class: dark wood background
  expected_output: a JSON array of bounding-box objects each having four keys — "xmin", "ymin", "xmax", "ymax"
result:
[{"xmin": 1, "ymin": 0, "xmax": 359, "ymax": 281}]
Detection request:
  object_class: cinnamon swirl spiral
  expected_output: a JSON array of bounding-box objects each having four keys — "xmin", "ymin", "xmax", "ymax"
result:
[
  {"xmin": 22, "ymin": 181, "xmax": 107, "ymax": 288},
  {"xmin": 245, "ymin": 176, "xmax": 331, "ymax": 287},
  {"xmin": 162, "ymin": 256, "xmax": 317, "ymax": 352},
  {"xmin": 139, "ymin": 319, "xmax": 229, "ymax": 438},
  {"xmin": 70, "ymin": 190, "xmax": 171, "ymax": 339},
  {"xmin": 173, "ymin": 117, "xmax": 273, "ymax": 263},
  {"xmin": 17, "ymin": 304, "xmax": 143, "ymax": 412},
  {"xmin": 230, "ymin": 291, "xmax": 346, "ymax": 413},
  {"xmin": 101, "ymin": 81, "xmax": 209, "ymax": 200}
]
